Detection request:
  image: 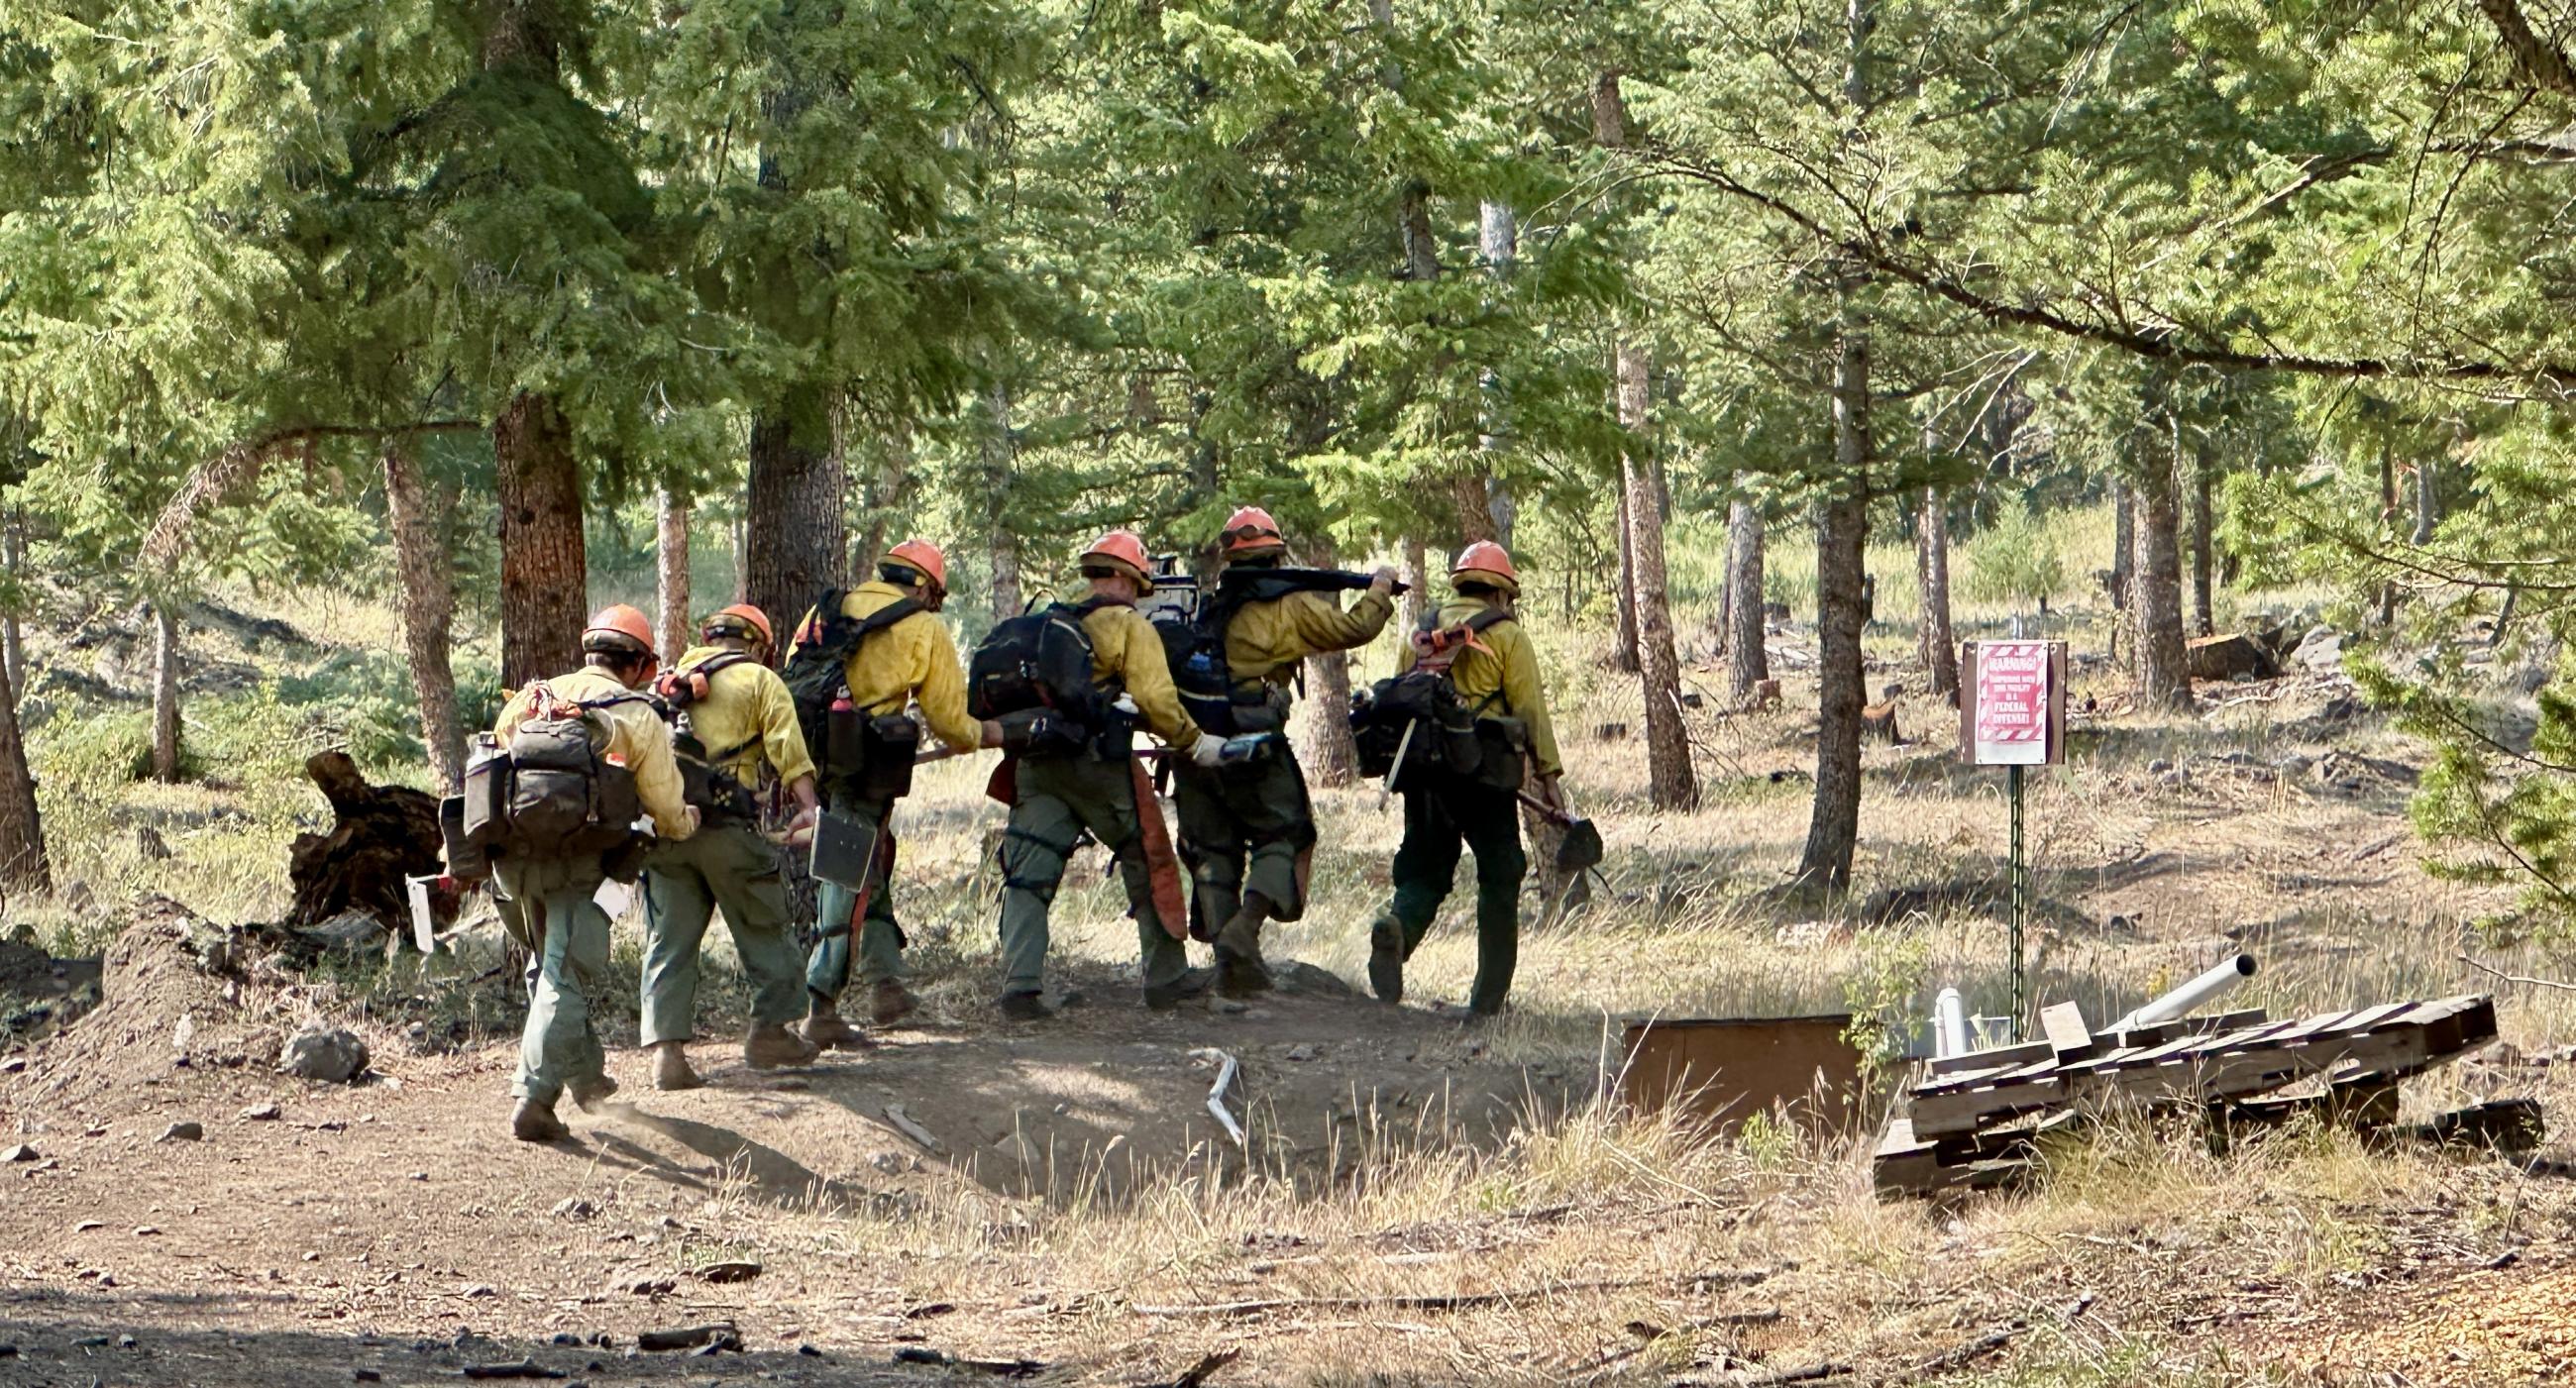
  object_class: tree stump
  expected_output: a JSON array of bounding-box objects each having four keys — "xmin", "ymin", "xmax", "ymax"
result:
[{"xmin": 286, "ymin": 752, "xmax": 449, "ymax": 934}]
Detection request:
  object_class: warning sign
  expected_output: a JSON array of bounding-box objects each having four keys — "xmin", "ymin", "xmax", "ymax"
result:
[{"xmin": 1962, "ymin": 640, "xmax": 2065, "ymax": 767}]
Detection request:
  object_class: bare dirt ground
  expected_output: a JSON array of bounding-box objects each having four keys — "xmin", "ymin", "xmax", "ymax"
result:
[{"xmin": 5, "ymin": 627, "xmax": 2576, "ymax": 1385}]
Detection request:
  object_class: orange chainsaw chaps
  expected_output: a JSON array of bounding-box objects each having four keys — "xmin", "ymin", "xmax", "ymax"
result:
[
  {"xmin": 986, "ymin": 757, "xmax": 1020, "ymax": 807},
  {"xmin": 1129, "ymin": 757, "xmax": 1189, "ymax": 940}
]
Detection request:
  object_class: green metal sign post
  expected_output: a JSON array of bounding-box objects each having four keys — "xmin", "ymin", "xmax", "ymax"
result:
[{"xmin": 1961, "ymin": 638, "xmax": 2066, "ymax": 1043}]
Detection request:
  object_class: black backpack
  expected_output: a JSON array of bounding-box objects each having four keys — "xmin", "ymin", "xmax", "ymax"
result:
[
  {"xmin": 969, "ymin": 599, "xmax": 1114, "ymax": 755},
  {"xmin": 1353, "ymin": 606, "xmax": 1518, "ymax": 787},
  {"xmin": 783, "ymin": 589, "xmax": 923, "ymax": 779},
  {"xmin": 1158, "ymin": 567, "xmax": 1386, "ymax": 737},
  {"xmin": 456, "ymin": 684, "xmax": 649, "ymax": 865}
]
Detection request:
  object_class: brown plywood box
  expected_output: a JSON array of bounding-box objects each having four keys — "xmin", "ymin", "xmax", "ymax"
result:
[{"xmin": 1617, "ymin": 1014, "xmax": 1863, "ymax": 1137}]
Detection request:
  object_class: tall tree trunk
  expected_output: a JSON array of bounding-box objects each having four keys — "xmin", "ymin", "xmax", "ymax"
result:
[
  {"xmin": 1727, "ymin": 492, "xmax": 1770, "ymax": 701},
  {"xmin": 1916, "ymin": 486, "xmax": 1959, "ymax": 699},
  {"xmin": 2190, "ymin": 444, "xmax": 2214, "ymax": 637},
  {"xmin": 151, "ymin": 600, "xmax": 182, "ymax": 783},
  {"xmin": 492, "ymin": 391, "xmax": 585, "ymax": 689},
  {"xmin": 1613, "ymin": 477, "xmax": 1641, "ymax": 671},
  {"xmin": 2414, "ymin": 455, "xmax": 2439, "ymax": 546},
  {"xmin": 3, "ymin": 511, "xmax": 24, "ymax": 701},
  {"xmin": 0, "ymin": 641, "xmax": 48, "ymax": 892},
  {"xmin": 1479, "ymin": 200, "xmax": 1517, "ymax": 546},
  {"xmin": 1800, "ymin": 325, "xmax": 1871, "ymax": 892},
  {"xmin": 2132, "ymin": 442, "xmax": 2192, "ymax": 711},
  {"xmin": 384, "ymin": 441, "xmax": 465, "ymax": 791},
  {"xmin": 983, "ymin": 381, "xmax": 1020, "ymax": 620},
  {"xmin": 1403, "ymin": 535, "xmax": 1429, "ymax": 631},
  {"xmin": 745, "ymin": 385, "xmax": 846, "ymax": 643},
  {"xmin": 656, "ymin": 489, "xmax": 692, "ymax": 662},
  {"xmin": 1298, "ymin": 537, "xmax": 1361, "ymax": 787},
  {"xmin": 2108, "ymin": 479, "xmax": 2134, "ymax": 612},
  {"xmin": 851, "ymin": 429, "xmax": 915, "ymax": 579}
]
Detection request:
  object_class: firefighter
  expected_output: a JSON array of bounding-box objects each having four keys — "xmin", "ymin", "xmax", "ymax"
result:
[
  {"xmin": 796, "ymin": 539, "xmax": 1002, "ymax": 1048},
  {"xmin": 1366, "ymin": 542, "xmax": 1561, "ymax": 1018},
  {"xmin": 490, "ymin": 605, "xmax": 698, "ymax": 1142},
  {"xmin": 1174, "ymin": 506, "xmax": 1395, "ymax": 996},
  {"xmin": 993, "ymin": 529, "xmax": 1225, "ymax": 1017},
  {"xmin": 637, "ymin": 604, "xmax": 824, "ymax": 1091}
]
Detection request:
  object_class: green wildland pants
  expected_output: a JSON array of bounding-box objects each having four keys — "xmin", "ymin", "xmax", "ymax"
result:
[
  {"xmin": 995, "ymin": 754, "xmax": 1185, "ymax": 997},
  {"xmin": 639, "ymin": 819, "xmax": 805, "ymax": 1044},
  {"xmin": 1173, "ymin": 745, "xmax": 1315, "ymax": 937},
  {"xmin": 804, "ymin": 787, "xmax": 900, "ymax": 1004},
  {"xmin": 493, "ymin": 854, "xmax": 614, "ymax": 1108},
  {"xmin": 1383, "ymin": 767, "xmax": 1528, "ymax": 1015}
]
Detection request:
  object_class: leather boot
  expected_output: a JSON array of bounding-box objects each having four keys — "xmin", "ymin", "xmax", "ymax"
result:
[
  {"xmin": 744, "ymin": 1022, "xmax": 820, "ymax": 1070},
  {"xmin": 567, "ymin": 1072, "xmax": 619, "ymax": 1113},
  {"xmin": 802, "ymin": 1001, "xmax": 869, "ymax": 1051},
  {"xmin": 1213, "ymin": 914, "xmax": 1272, "ymax": 998},
  {"xmin": 652, "ymin": 1042, "xmax": 703, "ymax": 1092},
  {"xmin": 997, "ymin": 991, "xmax": 1054, "ymax": 1021},
  {"xmin": 510, "ymin": 1098, "xmax": 570, "ymax": 1143},
  {"xmin": 869, "ymin": 979, "xmax": 919, "ymax": 1027},
  {"xmin": 1143, "ymin": 966, "xmax": 1214, "ymax": 1012},
  {"xmin": 1367, "ymin": 912, "xmax": 1405, "ymax": 1005}
]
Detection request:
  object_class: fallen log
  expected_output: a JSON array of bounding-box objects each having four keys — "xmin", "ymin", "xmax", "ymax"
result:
[
  {"xmin": 1133, "ymin": 1267, "xmax": 1773, "ymax": 1318},
  {"xmin": 286, "ymin": 751, "xmax": 448, "ymax": 935}
]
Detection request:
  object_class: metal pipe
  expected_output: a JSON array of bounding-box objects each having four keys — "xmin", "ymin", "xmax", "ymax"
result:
[
  {"xmin": 1933, "ymin": 988, "xmax": 1970, "ymax": 1060},
  {"xmin": 2108, "ymin": 954, "xmax": 2256, "ymax": 1034}
]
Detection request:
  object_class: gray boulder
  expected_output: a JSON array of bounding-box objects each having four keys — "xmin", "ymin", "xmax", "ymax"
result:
[{"xmin": 278, "ymin": 1027, "xmax": 370, "ymax": 1083}]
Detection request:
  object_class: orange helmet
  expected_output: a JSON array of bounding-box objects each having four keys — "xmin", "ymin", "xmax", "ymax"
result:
[
  {"xmin": 1221, "ymin": 505, "xmax": 1286, "ymax": 556},
  {"xmin": 582, "ymin": 603, "xmax": 658, "ymax": 657},
  {"xmin": 1079, "ymin": 528, "xmax": 1152, "ymax": 589},
  {"xmin": 1450, "ymin": 541, "xmax": 1520, "ymax": 596},
  {"xmin": 701, "ymin": 602, "xmax": 773, "ymax": 648},
  {"xmin": 883, "ymin": 537, "xmax": 949, "ymax": 592}
]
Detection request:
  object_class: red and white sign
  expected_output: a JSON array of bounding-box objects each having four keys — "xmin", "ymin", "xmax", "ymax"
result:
[{"xmin": 1969, "ymin": 641, "xmax": 2057, "ymax": 766}]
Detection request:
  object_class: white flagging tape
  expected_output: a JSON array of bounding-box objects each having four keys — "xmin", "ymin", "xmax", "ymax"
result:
[{"xmin": 1189, "ymin": 1047, "xmax": 1246, "ymax": 1147}]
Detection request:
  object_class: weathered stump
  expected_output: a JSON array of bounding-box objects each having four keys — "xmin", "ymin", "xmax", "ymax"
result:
[{"xmin": 286, "ymin": 751, "xmax": 448, "ymax": 933}]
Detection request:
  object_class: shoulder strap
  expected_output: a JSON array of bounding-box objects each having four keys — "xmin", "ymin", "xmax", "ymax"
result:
[
  {"xmin": 680, "ymin": 649, "xmax": 756, "ymax": 678},
  {"xmin": 853, "ymin": 595, "xmax": 924, "ymax": 638}
]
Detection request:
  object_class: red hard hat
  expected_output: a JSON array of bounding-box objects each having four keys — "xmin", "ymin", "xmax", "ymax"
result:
[
  {"xmin": 703, "ymin": 602, "xmax": 773, "ymax": 648},
  {"xmin": 583, "ymin": 603, "xmax": 658, "ymax": 657},
  {"xmin": 1449, "ymin": 540, "xmax": 1520, "ymax": 595},
  {"xmin": 1221, "ymin": 505, "xmax": 1286, "ymax": 556},
  {"xmin": 885, "ymin": 537, "xmax": 949, "ymax": 592},
  {"xmin": 1080, "ymin": 529, "xmax": 1152, "ymax": 587}
]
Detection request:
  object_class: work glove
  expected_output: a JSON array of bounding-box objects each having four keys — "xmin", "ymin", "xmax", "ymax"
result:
[
  {"xmin": 1368, "ymin": 565, "xmax": 1398, "ymax": 596},
  {"xmin": 1189, "ymin": 732, "xmax": 1228, "ymax": 769},
  {"xmin": 1111, "ymin": 694, "xmax": 1140, "ymax": 716}
]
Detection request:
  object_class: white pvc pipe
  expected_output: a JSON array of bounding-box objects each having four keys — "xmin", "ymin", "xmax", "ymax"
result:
[
  {"xmin": 1933, "ymin": 988, "xmax": 1970, "ymax": 1060},
  {"xmin": 2108, "ymin": 954, "xmax": 2257, "ymax": 1034}
]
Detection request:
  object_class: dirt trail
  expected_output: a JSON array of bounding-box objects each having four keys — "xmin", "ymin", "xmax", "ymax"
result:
[{"xmin": 0, "ymin": 916, "xmax": 1585, "ymax": 1386}]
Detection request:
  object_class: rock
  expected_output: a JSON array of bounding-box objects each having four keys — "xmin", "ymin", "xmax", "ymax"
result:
[
  {"xmin": 136, "ymin": 824, "xmax": 171, "ymax": 861},
  {"xmin": 1284, "ymin": 1043, "xmax": 1319, "ymax": 1062},
  {"xmin": 161, "ymin": 1121, "xmax": 204, "ymax": 1142},
  {"xmin": 1212, "ymin": 997, "xmax": 1250, "ymax": 1015},
  {"xmin": 353, "ymin": 1371, "xmax": 382, "ymax": 1383},
  {"xmin": 171, "ymin": 1013, "xmax": 195, "ymax": 1054},
  {"xmin": 117, "ymin": 1335, "xmax": 135, "ymax": 1348},
  {"xmin": 1, "ymin": 1144, "xmax": 36, "ymax": 1162},
  {"xmin": 2186, "ymin": 633, "xmax": 2280, "ymax": 683},
  {"xmin": 1268, "ymin": 960, "xmax": 1355, "ymax": 999},
  {"xmin": 2294, "ymin": 627, "xmax": 2345, "ymax": 672},
  {"xmin": 698, "ymin": 1261, "xmax": 761, "ymax": 1285},
  {"xmin": 551, "ymin": 1197, "xmax": 596, "ymax": 1221},
  {"xmin": 278, "ymin": 1027, "xmax": 370, "ymax": 1083},
  {"xmin": 241, "ymin": 1102, "xmax": 282, "ymax": 1121},
  {"xmin": 2274, "ymin": 754, "xmax": 2315, "ymax": 778}
]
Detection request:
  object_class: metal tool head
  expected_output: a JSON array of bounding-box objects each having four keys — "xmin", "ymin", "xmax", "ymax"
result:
[
  {"xmin": 1556, "ymin": 816, "xmax": 1604, "ymax": 872},
  {"xmin": 807, "ymin": 809, "xmax": 883, "ymax": 892}
]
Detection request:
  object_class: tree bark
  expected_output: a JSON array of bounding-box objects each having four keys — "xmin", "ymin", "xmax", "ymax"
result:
[
  {"xmin": 1727, "ymin": 492, "xmax": 1770, "ymax": 701},
  {"xmin": 851, "ymin": 428, "xmax": 915, "ymax": 580},
  {"xmin": 1297, "ymin": 537, "xmax": 1361, "ymax": 788},
  {"xmin": 2414, "ymin": 455, "xmax": 2439, "ymax": 546},
  {"xmin": 1613, "ymin": 474, "xmax": 1641, "ymax": 671},
  {"xmin": 745, "ymin": 385, "xmax": 846, "ymax": 644},
  {"xmin": 384, "ymin": 441, "xmax": 465, "ymax": 792},
  {"xmin": 2132, "ymin": 440, "xmax": 2192, "ymax": 711},
  {"xmin": 2108, "ymin": 479, "xmax": 2134, "ymax": 612},
  {"xmin": 656, "ymin": 489, "xmax": 691, "ymax": 661},
  {"xmin": 2190, "ymin": 444, "xmax": 2214, "ymax": 637},
  {"xmin": 3, "ymin": 511, "xmax": 24, "ymax": 701},
  {"xmin": 1479, "ymin": 200, "xmax": 1517, "ymax": 547},
  {"xmin": 151, "ymin": 600, "xmax": 182, "ymax": 783},
  {"xmin": 492, "ymin": 391, "xmax": 586, "ymax": 689},
  {"xmin": 1402, "ymin": 535, "xmax": 1428, "ymax": 631},
  {"xmin": 982, "ymin": 381, "xmax": 1020, "ymax": 620},
  {"xmin": 1800, "ymin": 326, "xmax": 1872, "ymax": 893},
  {"xmin": 0, "ymin": 636, "xmax": 48, "ymax": 892},
  {"xmin": 1916, "ymin": 486, "xmax": 1959, "ymax": 699}
]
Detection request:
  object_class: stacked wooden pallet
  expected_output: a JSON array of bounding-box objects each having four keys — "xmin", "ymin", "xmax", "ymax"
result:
[{"xmin": 1876, "ymin": 994, "xmax": 2504, "ymax": 1196}]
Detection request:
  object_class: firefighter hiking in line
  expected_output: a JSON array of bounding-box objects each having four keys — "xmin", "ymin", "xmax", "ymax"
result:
[
  {"xmin": 637, "ymin": 603, "xmax": 823, "ymax": 1091},
  {"xmin": 792, "ymin": 539, "xmax": 1002, "ymax": 1048},
  {"xmin": 1173, "ymin": 506, "xmax": 1395, "ymax": 997},
  {"xmin": 489, "ymin": 606, "xmax": 698, "ymax": 1142},
  {"xmin": 1367, "ymin": 542, "xmax": 1561, "ymax": 1019},
  {"xmin": 986, "ymin": 529, "xmax": 1225, "ymax": 1018}
]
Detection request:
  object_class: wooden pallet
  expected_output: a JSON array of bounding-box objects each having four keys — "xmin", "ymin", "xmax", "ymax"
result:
[{"xmin": 1876, "ymin": 995, "xmax": 2502, "ymax": 1196}]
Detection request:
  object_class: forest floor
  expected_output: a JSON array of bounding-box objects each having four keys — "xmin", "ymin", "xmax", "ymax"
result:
[{"xmin": 2, "ymin": 586, "xmax": 2574, "ymax": 1386}]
